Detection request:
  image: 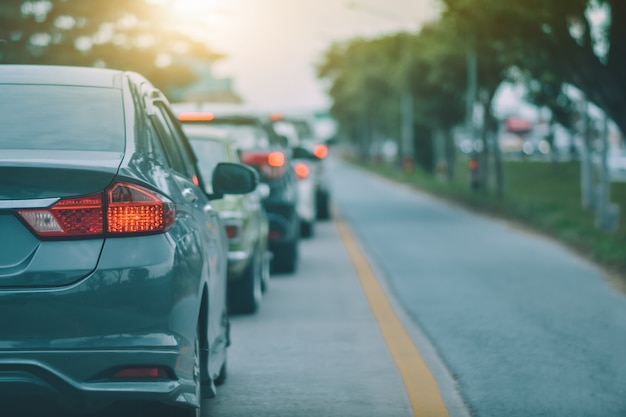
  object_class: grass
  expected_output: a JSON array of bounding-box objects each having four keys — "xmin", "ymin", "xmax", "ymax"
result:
[{"xmin": 345, "ymin": 154, "xmax": 626, "ymax": 278}]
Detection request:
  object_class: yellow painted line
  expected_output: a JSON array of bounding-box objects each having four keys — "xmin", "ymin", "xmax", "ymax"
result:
[{"xmin": 336, "ymin": 216, "xmax": 450, "ymax": 417}]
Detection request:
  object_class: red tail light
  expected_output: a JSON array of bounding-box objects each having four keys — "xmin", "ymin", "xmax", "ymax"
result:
[
  {"xmin": 178, "ymin": 112, "xmax": 215, "ymax": 122},
  {"xmin": 294, "ymin": 162, "xmax": 310, "ymax": 180},
  {"xmin": 18, "ymin": 182, "xmax": 175, "ymax": 239},
  {"xmin": 113, "ymin": 367, "xmax": 169, "ymax": 379},
  {"xmin": 224, "ymin": 224, "xmax": 240, "ymax": 241},
  {"xmin": 18, "ymin": 194, "xmax": 103, "ymax": 237},
  {"xmin": 240, "ymin": 151, "xmax": 287, "ymax": 181},
  {"xmin": 107, "ymin": 183, "xmax": 175, "ymax": 235},
  {"xmin": 313, "ymin": 144, "xmax": 329, "ymax": 159}
]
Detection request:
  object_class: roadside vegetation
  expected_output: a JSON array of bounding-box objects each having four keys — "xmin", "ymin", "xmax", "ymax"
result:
[
  {"xmin": 345, "ymin": 154, "xmax": 626, "ymax": 277},
  {"xmin": 318, "ymin": 1, "xmax": 626, "ymax": 278}
]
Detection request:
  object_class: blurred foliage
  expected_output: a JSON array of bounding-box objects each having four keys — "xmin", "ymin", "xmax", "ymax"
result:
[
  {"xmin": 319, "ymin": 0, "xmax": 626, "ymax": 196},
  {"xmin": 0, "ymin": 0, "xmax": 222, "ymax": 94}
]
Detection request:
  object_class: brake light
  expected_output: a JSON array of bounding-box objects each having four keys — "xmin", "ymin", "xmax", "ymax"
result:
[
  {"xmin": 113, "ymin": 367, "xmax": 169, "ymax": 379},
  {"xmin": 17, "ymin": 183, "xmax": 175, "ymax": 239},
  {"xmin": 313, "ymin": 144, "xmax": 329, "ymax": 159},
  {"xmin": 240, "ymin": 151, "xmax": 287, "ymax": 181},
  {"xmin": 294, "ymin": 162, "xmax": 310, "ymax": 180},
  {"xmin": 107, "ymin": 183, "xmax": 175, "ymax": 234},
  {"xmin": 269, "ymin": 113, "xmax": 283, "ymax": 121},
  {"xmin": 178, "ymin": 112, "xmax": 215, "ymax": 122},
  {"xmin": 224, "ymin": 224, "xmax": 240, "ymax": 240},
  {"xmin": 267, "ymin": 152, "xmax": 285, "ymax": 167}
]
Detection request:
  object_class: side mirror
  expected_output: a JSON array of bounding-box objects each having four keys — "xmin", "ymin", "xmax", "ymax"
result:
[{"xmin": 209, "ymin": 162, "xmax": 259, "ymax": 199}]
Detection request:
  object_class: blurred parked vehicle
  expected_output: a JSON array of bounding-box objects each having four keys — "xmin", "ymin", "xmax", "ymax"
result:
[
  {"xmin": 0, "ymin": 65, "xmax": 258, "ymax": 416},
  {"xmin": 268, "ymin": 113, "xmax": 332, "ymax": 220},
  {"xmin": 175, "ymin": 104, "xmax": 301, "ymax": 274},
  {"xmin": 181, "ymin": 126, "xmax": 271, "ymax": 314}
]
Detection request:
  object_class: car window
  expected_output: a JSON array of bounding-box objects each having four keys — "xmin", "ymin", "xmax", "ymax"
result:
[
  {"xmin": 151, "ymin": 102, "xmax": 201, "ymax": 184},
  {"xmin": 208, "ymin": 120, "xmax": 269, "ymax": 149},
  {"xmin": 187, "ymin": 137, "xmax": 228, "ymax": 190},
  {"xmin": 0, "ymin": 84, "xmax": 124, "ymax": 151}
]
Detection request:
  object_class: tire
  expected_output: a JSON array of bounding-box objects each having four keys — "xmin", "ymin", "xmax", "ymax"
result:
[
  {"xmin": 316, "ymin": 190, "xmax": 331, "ymax": 220},
  {"xmin": 271, "ymin": 238, "xmax": 299, "ymax": 274},
  {"xmin": 261, "ymin": 251, "xmax": 271, "ymax": 293},
  {"xmin": 300, "ymin": 219, "xmax": 314, "ymax": 238},
  {"xmin": 229, "ymin": 250, "xmax": 262, "ymax": 315}
]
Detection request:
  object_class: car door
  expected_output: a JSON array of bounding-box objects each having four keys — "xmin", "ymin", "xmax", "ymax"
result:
[{"xmin": 149, "ymin": 100, "xmax": 228, "ymax": 353}]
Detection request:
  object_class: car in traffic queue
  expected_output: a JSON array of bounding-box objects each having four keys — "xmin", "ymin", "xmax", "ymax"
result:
[
  {"xmin": 0, "ymin": 65, "xmax": 258, "ymax": 416},
  {"xmin": 180, "ymin": 126, "xmax": 271, "ymax": 314},
  {"xmin": 268, "ymin": 113, "xmax": 332, "ymax": 221},
  {"xmin": 175, "ymin": 104, "xmax": 301, "ymax": 274}
]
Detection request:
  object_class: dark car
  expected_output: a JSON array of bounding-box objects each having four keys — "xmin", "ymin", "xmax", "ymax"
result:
[
  {"xmin": 175, "ymin": 104, "xmax": 301, "ymax": 274},
  {"xmin": 0, "ymin": 65, "xmax": 257, "ymax": 416}
]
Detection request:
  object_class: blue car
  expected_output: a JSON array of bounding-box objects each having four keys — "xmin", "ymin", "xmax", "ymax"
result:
[{"xmin": 0, "ymin": 65, "xmax": 257, "ymax": 416}]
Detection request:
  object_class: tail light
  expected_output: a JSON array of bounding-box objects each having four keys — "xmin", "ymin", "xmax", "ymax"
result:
[
  {"xmin": 178, "ymin": 112, "xmax": 215, "ymax": 122},
  {"xmin": 294, "ymin": 162, "xmax": 310, "ymax": 180},
  {"xmin": 220, "ymin": 212, "xmax": 242, "ymax": 243},
  {"xmin": 240, "ymin": 150, "xmax": 287, "ymax": 181},
  {"xmin": 313, "ymin": 144, "xmax": 329, "ymax": 159},
  {"xmin": 113, "ymin": 367, "xmax": 170, "ymax": 379},
  {"xmin": 17, "ymin": 182, "xmax": 175, "ymax": 239}
]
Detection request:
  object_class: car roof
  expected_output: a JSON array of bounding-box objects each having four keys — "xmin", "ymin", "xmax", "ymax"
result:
[
  {"xmin": 0, "ymin": 65, "xmax": 123, "ymax": 88},
  {"xmin": 182, "ymin": 125, "xmax": 234, "ymax": 143},
  {"xmin": 172, "ymin": 102, "xmax": 264, "ymax": 119}
]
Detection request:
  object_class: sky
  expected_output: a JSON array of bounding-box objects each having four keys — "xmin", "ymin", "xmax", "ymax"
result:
[{"xmin": 174, "ymin": 0, "xmax": 442, "ymax": 112}]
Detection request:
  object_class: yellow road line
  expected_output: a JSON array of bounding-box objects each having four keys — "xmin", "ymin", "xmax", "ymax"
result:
[{"xmin": 336, "ymin": 217, "xmax": 450, "ymax": 417}]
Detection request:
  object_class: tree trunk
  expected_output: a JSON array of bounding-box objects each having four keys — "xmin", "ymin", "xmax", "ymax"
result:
[{"xmin": 580, "ymin": 101, "xmax": 595, "ymax": 210}]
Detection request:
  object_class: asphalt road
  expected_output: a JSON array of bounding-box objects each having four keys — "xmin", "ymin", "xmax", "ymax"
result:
[
  {"xmin": 137, "ymin": 155, "xmax": 626, "ymax": 417},
  {"xmin": 329, "ymin": 158, "xmax": 626, "ymax": 417}
]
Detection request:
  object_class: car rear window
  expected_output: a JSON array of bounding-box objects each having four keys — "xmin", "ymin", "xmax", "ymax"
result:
[{"xmin": 0, "ymin": 84, "xmax": 124, "ymax": 152}]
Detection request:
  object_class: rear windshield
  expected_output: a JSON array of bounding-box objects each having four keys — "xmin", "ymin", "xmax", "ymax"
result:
[{"xmin": 0, "ymin": 84, "xmax": 124, "ymax": 151}]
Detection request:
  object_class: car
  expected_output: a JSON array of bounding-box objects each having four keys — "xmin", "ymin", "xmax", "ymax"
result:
[
  {"xmin": 268, "ymin": 113, "xmax": 332, "ymax": 220},
  {"xmin": 175, "ymin": 104, "xmax": 301, "ymax": 274},
  {"xmin": 181, "ymin": 126, "xmax": 271, "ymax": 314},
  {"xmin": 0, "ymin": 65, "xmax": 258, "ymax": 416}
]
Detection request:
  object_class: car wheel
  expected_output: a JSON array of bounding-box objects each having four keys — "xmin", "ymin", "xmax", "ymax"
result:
[
  {"xmin": 229, "ymin": 250, "xmax": 262, "ymax": 314},
  {"xmin": 271, "ymin": 238, "xmax": 299, "ymax": 274},
  {"xmin": 261, "ymin": 251, "xmax": 271, "ymax": 293},
  {"xmin": 316, "ymin": 190, "xmax": 331, "ymax": 220},
  {"xmin": 300, "ymin": 219, "xmax": 314, "ymax": 238}
]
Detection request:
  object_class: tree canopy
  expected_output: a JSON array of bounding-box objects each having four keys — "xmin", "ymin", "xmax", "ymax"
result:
[
  {"xmin": 318, "ymin": 0, "xmax": 626, "ymax": 175},
  {"xmin": 0, "ymin": 0, "xmax": 221, "ymax": 93}
]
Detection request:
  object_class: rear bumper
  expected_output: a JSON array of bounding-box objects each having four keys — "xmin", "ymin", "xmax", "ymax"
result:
[
  {"xmin": 0, "ymin": 233, "xmax": 204, "ymax": 411},
  {"xmin": 0, "ymin": 351, "xmax": 196, "ymax": 413}
]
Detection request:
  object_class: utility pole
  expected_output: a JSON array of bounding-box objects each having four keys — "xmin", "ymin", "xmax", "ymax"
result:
[{"xmin": 595, "ymin": 113, "xmax": 619, "ymax": 232}]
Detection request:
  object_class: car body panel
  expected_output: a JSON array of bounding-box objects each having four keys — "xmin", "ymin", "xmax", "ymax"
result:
[{"xmin": 0, "ymin": 65, "xmax": 231, "ymax": 413}]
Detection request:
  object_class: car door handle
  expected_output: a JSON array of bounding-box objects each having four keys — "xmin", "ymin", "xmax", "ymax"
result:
[{"xmin": 182, "ymin": 188, "xmax": 198, "ymax": 203}]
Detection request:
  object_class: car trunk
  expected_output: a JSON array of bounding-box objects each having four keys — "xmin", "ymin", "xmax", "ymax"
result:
[{"xmin": 0, "ymin": 151, "xmax": 121, "ymax": 288}]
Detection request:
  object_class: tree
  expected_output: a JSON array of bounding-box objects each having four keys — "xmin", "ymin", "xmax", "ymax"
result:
[
  {"xmin": 442, "ymin": 0, "xmax": 626, "ymax": 137},
  {"xmin": 0, "ymin": 0, "xmax": 222, "ymax": 94}
]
